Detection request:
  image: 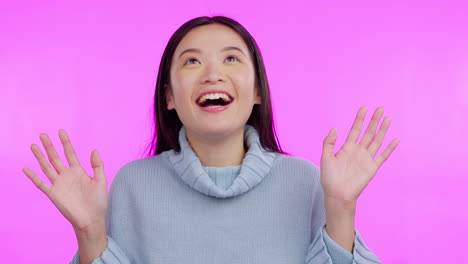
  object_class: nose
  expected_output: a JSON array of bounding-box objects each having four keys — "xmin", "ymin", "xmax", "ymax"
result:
[{"xmin": 201, "ymin": 63, "xmax": 225, "ymax": 84}]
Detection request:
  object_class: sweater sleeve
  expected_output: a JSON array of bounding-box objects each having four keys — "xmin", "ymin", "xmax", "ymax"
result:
[
  {"xmin": 69, "ymin": 236, "xmax": 130, "ymax": 264},
  {"xmin": 304, "ymin": 225, "xmax": 382, "ymax": 264}
]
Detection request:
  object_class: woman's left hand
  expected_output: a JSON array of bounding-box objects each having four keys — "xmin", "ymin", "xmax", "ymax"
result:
[{"xmin": 320, "ymin": 106, "xmax": 400, "ymax": 210}]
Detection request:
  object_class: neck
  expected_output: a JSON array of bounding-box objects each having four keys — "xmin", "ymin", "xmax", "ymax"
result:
[{"xmin": 185, "ymin": 127, "xmax": 246, "ymax": 167}]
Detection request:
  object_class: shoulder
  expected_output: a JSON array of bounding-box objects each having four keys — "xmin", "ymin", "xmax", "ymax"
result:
[
  {"xmin": 271, "ymin": 153, "xmax": 321, "ymax": 184},
  {"xmin": 273, "ymin": 153, "xmax": 320, "ymax": 173},
  {"xmin": 110, "ymin": 151, "xmax": 173, "ymax": 187}
]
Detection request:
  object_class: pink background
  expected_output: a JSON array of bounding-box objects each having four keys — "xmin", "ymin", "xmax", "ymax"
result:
[{"xmin": 2, "ymin": 0, "xmax": 467, "ymax": 263}]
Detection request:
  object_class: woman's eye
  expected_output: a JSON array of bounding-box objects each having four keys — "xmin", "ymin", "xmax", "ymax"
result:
[
  {"xmin": 185, "ymin": 58, "xmax": 200, "ymax": 65},
  {"xmin": 225, "ymin": 56, "xmax": 239, "ymax": 62}
]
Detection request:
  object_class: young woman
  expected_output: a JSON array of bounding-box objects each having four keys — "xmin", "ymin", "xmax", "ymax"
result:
[{"xmin": 23, "ymin": 16, "xmax": 399, "ymax": 264}]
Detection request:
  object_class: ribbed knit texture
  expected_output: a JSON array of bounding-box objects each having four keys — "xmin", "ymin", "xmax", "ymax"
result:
[
  {"xmin": 70, "ymin": 125, "xmax": 381, "ymax": 264},
  {"xmin": 205, "ymin": 165, "xmax": 240, "ymax": 190}
]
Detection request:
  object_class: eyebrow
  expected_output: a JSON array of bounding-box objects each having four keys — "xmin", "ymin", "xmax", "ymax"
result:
[{"xmin": 177, "ymin": 46, "xmax": 246, "ymax": 59}]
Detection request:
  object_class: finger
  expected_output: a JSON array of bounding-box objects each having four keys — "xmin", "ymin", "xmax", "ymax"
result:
[
  {"xmin": 22, "ymin": 168, "xmax": 52, "ymax": 195},
  {"xmin": 359, "ymin": 107, "xmax": 384, "ymax": 147},
  {"xmin": 58, "ymin": 129, "xmax": 82, "ymax": 167},
  {"xmin": 368, "ymin": 116, "xmax": 392, "ymax": 157},
  {"xmin": 375, "ymin": 138, "xmax": 400, "ymax": 167},
  {"xmin": 91, "ymin": 150, "xmax": 106, "ymax": 183},
  {"xmin": 322, "ymin": 128, "xmax": 337, "ymax": 158},
  {"xmin": 30, "ymin": 144, "xmax": 58, "ymax": 183},
  {"xmin": 345, "ymin": 106, "xmax": 368, "ymax": 144},
  {"xmin": 39, "ymin": 133, "xmax": 66, "ymax": 173}
]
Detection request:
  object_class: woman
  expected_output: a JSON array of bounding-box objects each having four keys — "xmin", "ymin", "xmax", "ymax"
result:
[{"xmin": 23, "ymin": 16, "xmax": 399, "ymax": 263}]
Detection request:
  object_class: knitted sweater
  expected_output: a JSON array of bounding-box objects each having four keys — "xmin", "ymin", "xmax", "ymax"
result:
[{"xmin": 70, "ymin": 125, "xmax": 382, "ymax": 264}]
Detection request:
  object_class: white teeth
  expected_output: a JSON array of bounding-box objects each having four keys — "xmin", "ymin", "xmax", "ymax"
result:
[{"xmin": 197, "ymin": 93, "xmax": 231, "ymax": 105}]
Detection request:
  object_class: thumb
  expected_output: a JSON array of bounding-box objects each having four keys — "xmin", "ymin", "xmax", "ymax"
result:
[
  {"xmin": 322, "ymin": 128, "xmax": 337, "ymax": 157},
  {"xmin": 91, "ymin": 149, "xmax": 106, "ymax": 182}
]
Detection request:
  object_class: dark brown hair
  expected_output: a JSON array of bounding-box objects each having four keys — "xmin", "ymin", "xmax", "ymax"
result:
[{"xmin": 145, "ymin": 16, "xmax": 284, "ymax": 156}]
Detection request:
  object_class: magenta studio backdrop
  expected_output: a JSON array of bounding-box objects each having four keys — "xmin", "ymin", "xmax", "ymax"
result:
[{"xmin": 1, "ymin": 0, "xmax": 467, "ymax": 263}]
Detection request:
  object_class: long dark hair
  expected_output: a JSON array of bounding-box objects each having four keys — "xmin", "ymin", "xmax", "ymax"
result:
[{"xmin": 145, "ymin": 16, "xmax": 285, "ymax": 156}]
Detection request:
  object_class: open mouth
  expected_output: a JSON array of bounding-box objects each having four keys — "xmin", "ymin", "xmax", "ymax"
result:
[{"xmin": 196, "ymin": 92, "xmax": 233, "ymax": 108}]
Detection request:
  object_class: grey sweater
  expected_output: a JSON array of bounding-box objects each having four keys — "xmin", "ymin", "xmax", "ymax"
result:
[{"xmin": 71, "ymin": 125, "xmax": 381, "ymax": 263}]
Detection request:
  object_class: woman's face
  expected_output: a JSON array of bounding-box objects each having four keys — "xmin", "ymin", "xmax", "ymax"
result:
[{"xmin": 167, "ymin": 24, "xmax": 261, "ymax": 139}]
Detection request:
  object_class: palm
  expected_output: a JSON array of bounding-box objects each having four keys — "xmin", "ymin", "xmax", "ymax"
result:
[
  {"xmin": 320, "ymin": 107, "xmax": 399, "ymax": 204},
  {"xmin": 48, "ymin": 166, "xmax": 107, "ymax": 228},
  {"xmin": 23, "ymin": 130, "xmax": 108, "ymax": 231}
]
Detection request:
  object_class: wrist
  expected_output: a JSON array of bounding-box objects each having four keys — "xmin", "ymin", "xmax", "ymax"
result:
[
  {"xmin": 73, "ymin": 218, "xmax": 106, "ymax": 242},
  {"xmin": 324, "ymin": 197, "xmax": 356, "ymax": 253},
  {"xmin": 324, "ymin": 192, "xmax": 357, "ymax": 213},
  {"xmin": 74, "ymin": 219, "xmax": 108, "ymax": 264},
  {"xmin": 325, "ymin": 197, "xmax": 355, "ymax": 229}
]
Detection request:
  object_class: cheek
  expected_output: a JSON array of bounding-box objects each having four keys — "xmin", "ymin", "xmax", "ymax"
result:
[
  {"xmin": 172, "ymin": 73, "xmax": 195, "ymax": 101},
  {"xmin": 232, "ymin": 69, "xmax": 256, "ymax": 96}
]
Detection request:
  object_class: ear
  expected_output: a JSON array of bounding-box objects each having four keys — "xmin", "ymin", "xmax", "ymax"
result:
[
  {"xmin": 165, "ymin": 84, "xmax": 175, "ymax": 110},
  {"xmin": 254, "ymin": 85, "xmax": 262, "ymax": 104}
]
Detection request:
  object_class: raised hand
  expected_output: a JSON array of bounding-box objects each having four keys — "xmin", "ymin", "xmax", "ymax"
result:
[
  {"xmin": 23, "ymin": 129, "xmax": 108, "ymax": 232},
  {"xmin": 320, "ymin": 106, "xmax": 399, "ymax": 208}
]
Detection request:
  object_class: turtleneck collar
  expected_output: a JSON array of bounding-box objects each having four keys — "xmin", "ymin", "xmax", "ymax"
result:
[{"xmin": 167, "ymin": 125, "xmax": 277, "ymax": 198}]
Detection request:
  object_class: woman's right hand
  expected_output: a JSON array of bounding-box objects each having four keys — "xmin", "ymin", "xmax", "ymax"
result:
[{"xmin": 23, "ymin": 129, "xmax": 108, "ymax": 233}]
